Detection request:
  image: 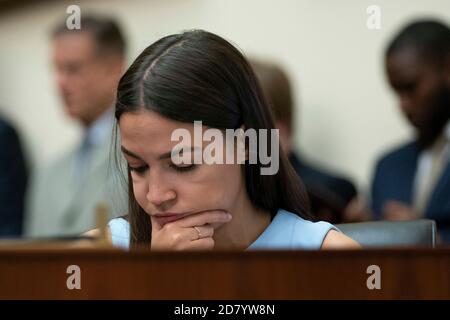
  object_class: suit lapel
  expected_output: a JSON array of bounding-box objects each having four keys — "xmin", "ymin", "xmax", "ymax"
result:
[
  {"xmin": 397, "ymin": 143, "xmax": 419, "ymax": 205},
  {"xmin": 426, "ymin": 161, "xmax": 450, "ymax": 217}
]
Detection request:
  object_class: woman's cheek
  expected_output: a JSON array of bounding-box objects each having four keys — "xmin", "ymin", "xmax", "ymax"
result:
[{"xmin": 195, "ymin": 176, "xmax": 236, "ymax": 209}]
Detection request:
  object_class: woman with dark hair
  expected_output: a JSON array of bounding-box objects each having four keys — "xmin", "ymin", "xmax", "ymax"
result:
[{"xmin": 97, "ymin": 30, "xmax": 358, "ymax": 250}]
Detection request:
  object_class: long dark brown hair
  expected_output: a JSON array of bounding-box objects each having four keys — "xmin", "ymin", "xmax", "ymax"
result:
[{"xmin": 114, "ymin": 30, "xmax": 312, "ymax": 247}]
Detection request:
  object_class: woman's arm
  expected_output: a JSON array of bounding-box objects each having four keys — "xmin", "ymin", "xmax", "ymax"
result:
[
  {"xmin": 82, "ymin": 228, "xmax": 113, "ymax": 244},
  {"xmin": 321, "ymin": 230, "xmax": 362, "ymax": 249}
]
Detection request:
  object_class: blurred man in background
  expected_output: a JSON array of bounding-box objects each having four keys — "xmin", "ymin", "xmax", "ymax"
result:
[
  {"xmin": 0, "ymin": 115, "xmax": 27, "ymax": 237},
  {"xmin": 25, "ymin": 15, "xmax": 128, "ymax": 237},
  {"xmin": 252, "ymin": 60, "xmax": 357, "ymax": 223},
  {"xmin": 371, "ymin": 20, "xmax": 450, "ymax": 242}
]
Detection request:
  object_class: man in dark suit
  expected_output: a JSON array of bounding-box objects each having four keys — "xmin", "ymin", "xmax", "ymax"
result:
[
  {"xmin": 251, "ymin": 60, "xmax": 357, "ymax": 223},
  {"xmin": 371, "ymin": 20, "xmax": 450, "ymax": 242},
  {"xmin": 0, "ymin": 115, "xmax": 27, "ymax": 237}
]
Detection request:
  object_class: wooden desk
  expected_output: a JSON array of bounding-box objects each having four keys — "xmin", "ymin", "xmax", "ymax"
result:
[{"xmin": 0, "ymin": 246, "xmax": 449, "ymax": 299}]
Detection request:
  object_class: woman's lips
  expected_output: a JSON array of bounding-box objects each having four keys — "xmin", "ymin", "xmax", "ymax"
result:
[{"xmin": 152, "ymin": 209, "xmax": 227, "ymax": 227}]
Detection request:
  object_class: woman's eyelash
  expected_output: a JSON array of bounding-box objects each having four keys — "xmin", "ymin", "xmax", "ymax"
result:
[
  {"xmin": 128, "ymin": 164, "xmax": 148, "ymax": 174},
  {"xmin": 128, "ymin": 164, "xmax": 195, "ymax": 174},
  {"xmin": 170, "ymin": 164, "xmax": 196, "ymax": 173}
]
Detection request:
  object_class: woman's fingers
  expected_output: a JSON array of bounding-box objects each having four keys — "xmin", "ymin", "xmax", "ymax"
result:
[
  {"xmin": 150, "ymin": 210, "xmax": 231, "ymax": 250},
  {"xmin": 151, "ymin": 226, "xmax": 192, "ymax": 250},
  {"xmin": 176, "ymin": 210, "xmax": 232, "ymax": 228},
  {"xmin": 191, "ymin": 225, "xmax": 214, "ymax": 240},
  {"xmin": 150, "ymin": 210, "xmax": 231, "ymax": 233},
  {"xmin": 184, "ymin": 237, "xmax": 215, "ymax": 251},
  {"xmin": 151, "ymin": 226, "xmax": 214, "ymax": 250}
]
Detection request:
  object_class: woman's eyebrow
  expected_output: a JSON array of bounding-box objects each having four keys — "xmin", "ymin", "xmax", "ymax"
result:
[
  {"xmin": 121, "ymin": 146, "xmax": 142, "ymax": 160},
  {"xmin": 121, "ymin": 146, "xmax": 200, "ymax": 161}
]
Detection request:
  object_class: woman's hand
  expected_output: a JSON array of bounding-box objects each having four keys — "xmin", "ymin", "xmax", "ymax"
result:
[{"xmin": 150, "ymin": 210, "xmax": 232, "ymax": 251}]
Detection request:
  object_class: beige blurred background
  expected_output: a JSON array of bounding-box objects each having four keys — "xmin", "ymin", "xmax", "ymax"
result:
[{"xmin": 0, "ymin": 0, "xmax": 449, "ymax": 195}]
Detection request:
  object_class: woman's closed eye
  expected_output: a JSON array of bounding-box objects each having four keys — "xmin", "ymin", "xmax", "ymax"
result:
[
  {"xmin": 170, "ymin": 163, "xmax": 197, "ymax": 173},
  {"xmin": 128, "ymin": 164, "xmax": 148, "ymax": 174}
]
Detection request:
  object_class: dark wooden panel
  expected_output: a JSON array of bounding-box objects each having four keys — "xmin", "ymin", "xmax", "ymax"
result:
[{"xmin": 1, "ymin": 246, "xmax": 449, "ymax": 299}]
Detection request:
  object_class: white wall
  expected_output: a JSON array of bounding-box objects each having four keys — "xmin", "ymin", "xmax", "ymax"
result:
[{"xmin": 1, "ymin": 0, "xmax": 449, "ymax": 195}]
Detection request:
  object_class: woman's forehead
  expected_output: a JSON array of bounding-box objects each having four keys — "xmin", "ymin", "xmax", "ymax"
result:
[
  {"xmin": 120, "ymin": 110, "xmax": 191, "ymax": 135},
  {"xmin": 119, "ymin": 110, "xmax": 201, "ymax": 157}
]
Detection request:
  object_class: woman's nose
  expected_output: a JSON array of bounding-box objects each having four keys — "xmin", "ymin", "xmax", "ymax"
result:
[{"xmin": 146, "ymin": 175, "xmax": 176, "ymax": 207}]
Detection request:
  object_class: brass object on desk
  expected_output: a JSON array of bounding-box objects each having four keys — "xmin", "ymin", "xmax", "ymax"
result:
[{"xmin": 95, "ymin": 202, "xmax": 111, "ymax": 246}]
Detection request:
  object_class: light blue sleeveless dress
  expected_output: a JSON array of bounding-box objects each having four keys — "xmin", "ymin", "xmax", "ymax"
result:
[{"xmin": 107, "ymin": 209, "xmax": 338, "ymax": 250}]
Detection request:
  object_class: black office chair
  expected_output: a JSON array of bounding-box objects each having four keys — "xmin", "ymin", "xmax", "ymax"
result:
[{"xmin": 335, "ymin": 219, "xmax": 436, "ymax": 248}]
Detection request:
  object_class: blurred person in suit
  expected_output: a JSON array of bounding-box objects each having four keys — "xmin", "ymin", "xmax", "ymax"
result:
[
  {"xmin": 251, "ymin": 60, "xmax": 357, "ymax": 223},
  {"xmin": 371, "ymin": 20, "xmax": 450, "ymax": 242},
  {"xmin": 24, "ymin": 15, "xmax": 128, "ymax": 237},
  {"xmin": 0, "ymin": 115, "xmax": 27, "ymax": 237}
]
